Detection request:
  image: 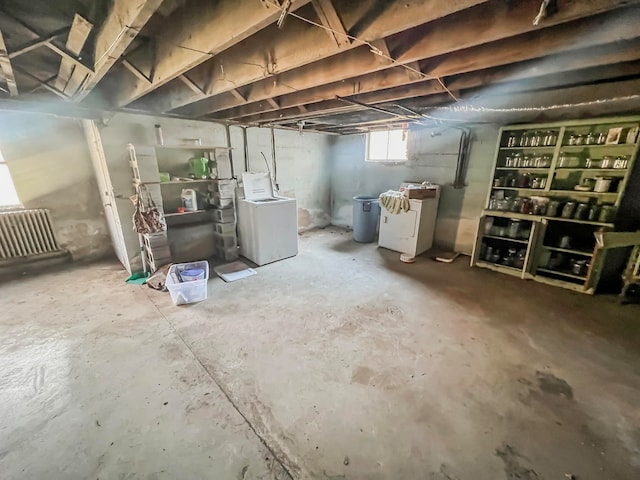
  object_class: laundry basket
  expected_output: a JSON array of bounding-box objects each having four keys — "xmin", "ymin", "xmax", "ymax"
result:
[{"xmin": 166, "ymin": 261, "xmax": 210, "ymax": 305}]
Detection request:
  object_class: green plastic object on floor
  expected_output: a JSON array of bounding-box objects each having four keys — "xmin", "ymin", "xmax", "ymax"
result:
[{"xmin": 125, "ymin": 271, "xmax": 149, "ymax": 285}]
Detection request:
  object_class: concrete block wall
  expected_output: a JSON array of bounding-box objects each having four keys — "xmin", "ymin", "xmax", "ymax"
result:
[
  {"xmin": 330, "ymin": 125, "xmax": 499, "ymax": 254},
  {"xmin": 0, "ymin": 113, "xmax": 112, "ymax": 262},
  {"xmin": 95, "ymin": 113, "xmax": 332, "ymax": 272}
]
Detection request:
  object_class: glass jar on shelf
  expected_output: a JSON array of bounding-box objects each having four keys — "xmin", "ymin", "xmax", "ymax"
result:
[
  {"xmin": 517, "ymin": 173, "xmax": 531, "ymax": 188},
  {"xmin": 575, "ymin": 134, "xmax": 584, "ymax": 146},
  {"xmin": 519, "ymin": 132, "xmax": 531, "ymax": 147},
  {"xmin": 597, "ymin": 132, "xmax": 607, "ymax": 145},
  {"xmin": 598, "ymin": 205, "xmax": 617, "ymax": 223},
  {"xmin": 530, "ymin": 131, "xmax": 542, "ymax": 147},
  {"xmin": 506, "ymin": 133, "xmax": 518, "ymax": 147},
  {"xmin": 544, "ymin": 130, "xmax": 558, "ymax": 146},
  {"xmin": 585, "ymin": 132, "xmax": 596, "ymax": 145},
  {"xmin": 567, "ymin": 134, "xmax": 578, "ymax": 146},
  {"xmin": 513, "ymin": 249, "xmax": 527, "ymax": 269},
  {"xmin": 507, "ymin": 219, "xmax": 521, "ymax": 238},
  {"xmin": 561, "ymin": 201, "xmax": 577, "ymax": 218}
]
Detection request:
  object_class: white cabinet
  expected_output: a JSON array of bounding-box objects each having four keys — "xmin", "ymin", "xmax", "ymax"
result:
[{"xmin": 378, "ymin": 190, "xmax": 440, "ymax": 256}]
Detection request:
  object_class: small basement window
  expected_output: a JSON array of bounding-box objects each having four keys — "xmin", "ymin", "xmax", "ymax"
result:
[
  {"xmin": 0, "ymin": 150, "xmax": 20, "ymax": 208},
  {"xmin": 366, "ymin": 129, "xmax": 408, "ymax": 163}
]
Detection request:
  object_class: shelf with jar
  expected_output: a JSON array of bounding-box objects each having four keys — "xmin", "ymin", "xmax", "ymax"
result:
[
  {"xmin": 472, "ymin": 115, "xmax": 640, "ymax": 294},
  {"xmin": 500, "ymin": 129, "xmax": 560, "ymax": 149},
  {"xmin": 475, "ymin": 215, "xmax": 535, "ymax": 278},
  {"xmin": 530, "ymin": 220, "xmax": 603, "ymax": 291}
]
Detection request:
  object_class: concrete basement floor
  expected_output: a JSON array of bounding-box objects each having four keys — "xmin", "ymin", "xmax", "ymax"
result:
[{"xmin": 2, "ymin": 227, "xmax": 640, "ymax": 480}]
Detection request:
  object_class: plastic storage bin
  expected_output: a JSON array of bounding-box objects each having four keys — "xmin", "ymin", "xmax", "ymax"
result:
[
  {"xmin": 352, "ymin": 195, "xmax": 381, "ymax": 243},
  {"xmin": 166, "ymin": 260, "xmax": 209, "ymax": 305}
]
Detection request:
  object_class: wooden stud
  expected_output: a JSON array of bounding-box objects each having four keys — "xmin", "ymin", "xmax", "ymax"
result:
[
  {"xmin": 312, "ymin": 0, "xmax": 350, "ymax": 47},
  {"xmin": 8, "ymin": 28, "xmax": 70, "ymax": 59},
  {"xmin": 44, "ymin": 42, "xmax": 94, "ymax": 73},
  {"xmin": 229, "ymin": 88, "xmax": 247, "ymax": 102},
  {"xmin": 72, "ymin": 0, "xmax": 164, "ymax": 101},
  {"xmin": 178, "ymin": 75, "xmax": 206, "ymax": 96},
  {"xmin": 54, "ymin": 14, "xmax": 93, "ymax": 92},
  {"xmin": 121, "ymin": 59, "xmax": 152, "ymax": 84}
]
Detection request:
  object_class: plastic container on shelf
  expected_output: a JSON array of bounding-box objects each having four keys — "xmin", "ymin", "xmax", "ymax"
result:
[{"xmin": 166, "ymin": 261, "xmax": 209, "ymax": 305}]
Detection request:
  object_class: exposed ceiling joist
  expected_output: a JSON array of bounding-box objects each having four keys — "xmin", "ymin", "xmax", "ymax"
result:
[
  {"xmin": 53, "ymin": 14, "xmax": 92, "ymax": 93},
  {"xmin": 132, "ymin": 0, "xmax": 488, "ymax": 114},
  {"xmin": 0, "ymin": 27, "xmax": 18, "ymax": 95},
  {"xmin": 121, "ymin": 59, "xmax": 151, "ymax": 84},
  {"xmin": 234, "ymin": 40, "xmax": 640, "ymax": 126},
  {"xmin": 311, "ymin": 0, "xmax": 350, "ymax": 48},
  {"xmin": 70, "ymin": 0, "xmax": 165, "ymax": 101},
  {"xmin": 106, "ymin": 0, "xmax": 312, "ymax": 107},
  {"xmin": 8, "ymin": 27, "xmax": 69, "ymax": 59},
  {"xmin": 177, "ymin": 0, "xmax": 632, "ymax": 118},
  {"xmin": 226, "ymin": 8, "xmax": 640, "ymax": 124}
]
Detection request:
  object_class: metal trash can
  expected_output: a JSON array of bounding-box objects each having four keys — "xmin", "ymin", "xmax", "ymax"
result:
[{"xmin": 353, "ymin": 195, "xmax": 381, "ymax": 243}]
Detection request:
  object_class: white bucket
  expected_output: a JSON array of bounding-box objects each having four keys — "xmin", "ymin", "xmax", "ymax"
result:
[{"xmin": 181, "ymin": 188, "xmax": 198, "ymax": 211}]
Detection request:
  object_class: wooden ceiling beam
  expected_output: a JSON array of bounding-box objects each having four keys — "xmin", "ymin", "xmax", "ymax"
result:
[
  {"xmin": 224, "ymin": 11, "xmax": 640, "ymax": 123},
  {"xmin": 104, "ymin": 0, "xmax": 312, "ymax": 107},
  {"xmin": 176, "ymin": 0, "xmax": 633, "ymax": 118},
  {"xmin": 178, "ymin": 75, "xmax": 206, "ymax": 97},
  {"xmin": 121, "ymin": 59, "xmax": 152, "ymax": 84},
  {"xmin": 0, "ymin": 27, "xmax": 18, "ymax": 95},
  {"xmin": 54, "ymin": 14, "xmax": 93, "ymax": 93},
  {"xmin": 70, "ymin": 0, "xmax": 164, "ymax": 100},
  {"xmin": 132, "ymin": 0, "xmax": 488, "ymax": 113},
  {"xmin": 311, "ymin": 0, "xmax": 350, "ymax": 48},
  {"xmin": 8, "ymin": 28, "xmax": 70, "ymax": 59},
  {"xmin": 234, "ymin": 41, "xmax": 640, "ymax": 125}
]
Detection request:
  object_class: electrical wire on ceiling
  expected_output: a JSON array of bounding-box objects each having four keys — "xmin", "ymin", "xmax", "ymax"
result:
[{"xmin": 420, "ymin": 93, "xmax": 640, "ymax": 115}]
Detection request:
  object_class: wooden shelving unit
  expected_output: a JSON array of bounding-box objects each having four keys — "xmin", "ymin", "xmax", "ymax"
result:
[{"xmin": 471, "ymin": 116, "xmax": 640, "ymax": 294}]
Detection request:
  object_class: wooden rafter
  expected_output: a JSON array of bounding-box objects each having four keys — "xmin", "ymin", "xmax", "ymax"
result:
[
  {"xmin": 54, "ymin": 14, "xmax": 93, "ymax": 93},
  {"xmin": 0, "ymin": 27, "xmax": 18, "ymax": 95},
  {"xmin": 178, "ymin": 75, "xmax": 206, "ymax": 96},
  {"xmin": 8, "ymin": 28, "xmax": 69, "ymax": 59},
  {"xmin": 109, "ymin": 0, "xmax": 312, "ymax": 107},
  {"xmin": 219, "ymin": 8, "xmax": 640, "ymax": 123},
  {"xmin": 71, "ymin": 0, "xmax": 164, "ymax": 100},
  {"xmin": 175, "ymin": 0, "xmax": 633, "ymax": 118},
  {"xmin": 121, "ymin": 59, "xmax": 151, "ymax": 84},
  {"xmin": 131, "ymin": 0, "xmax": 488, "ymax": 114},
  {"xmin": 311, "ymin": 0, "xmax": 350, "ymax": 47}
]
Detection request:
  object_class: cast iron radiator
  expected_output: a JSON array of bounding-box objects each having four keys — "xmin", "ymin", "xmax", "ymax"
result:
[{"xmin": 0, "ymin": 209, "xmax": 61, "ymax": 260}]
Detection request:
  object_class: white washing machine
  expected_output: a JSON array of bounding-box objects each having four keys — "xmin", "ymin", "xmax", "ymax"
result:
[
  {"xmin": 237, "ymin": 173, "xmax": 298, "ymax": 266},
  {"xmin": 378, "ymin": 188, "xmax": 440, "ymax": 256}
]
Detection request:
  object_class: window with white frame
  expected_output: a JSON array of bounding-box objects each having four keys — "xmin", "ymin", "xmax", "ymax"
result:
[
  {"xmin": 0, "ymin": 150, "xmax": 20, "ymax": 208},
  {"xmin": 366, "ymin": 128, "xmax": 408, "ymax": 163}
]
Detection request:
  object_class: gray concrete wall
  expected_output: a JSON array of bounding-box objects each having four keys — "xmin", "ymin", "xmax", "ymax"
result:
[
  {"xmin": 96, "ymin": 114, "xmax": 332, "ymax": 271},
  {"xmin": 0, "ymin": 113, "xmax": 112, "ymax": 262},
  {"xmin": 243, "ymin": 127, "xmax": 332, "ymax": 231},
  {"xmin": 330, "ymin": 125, "xmax": 499, "ymax": 254}
]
